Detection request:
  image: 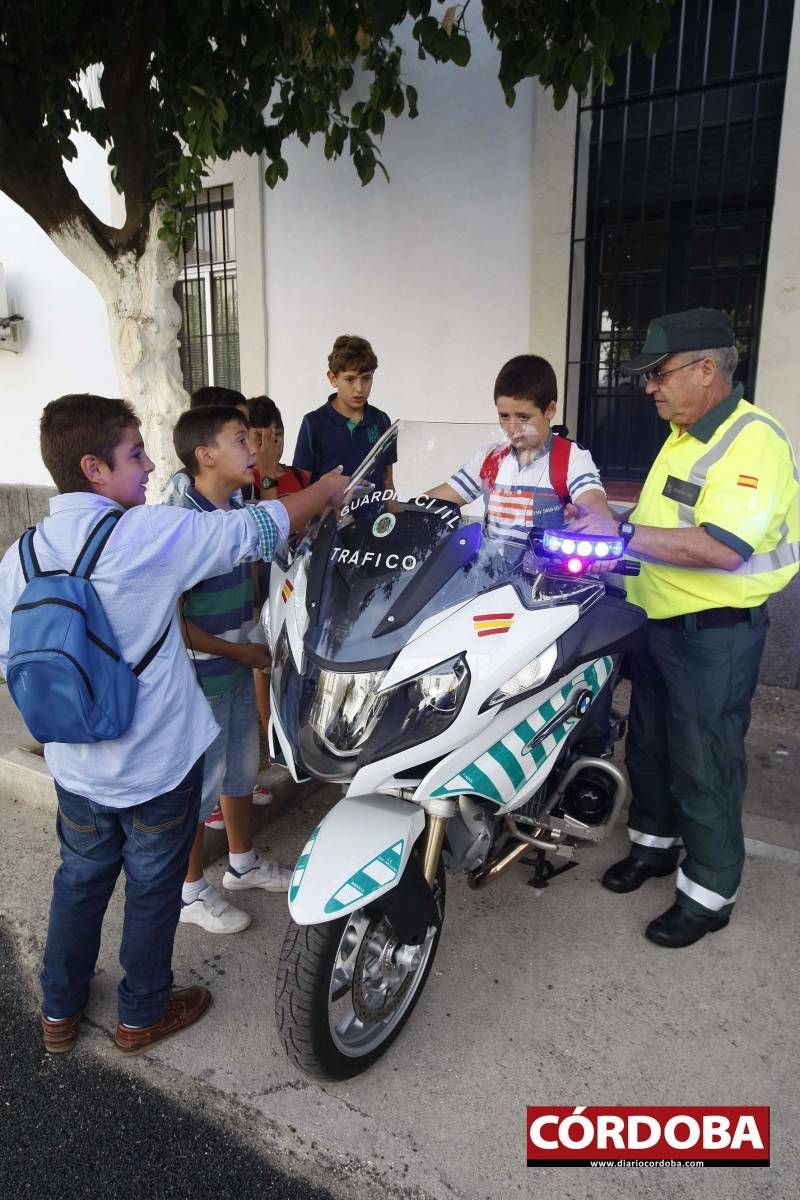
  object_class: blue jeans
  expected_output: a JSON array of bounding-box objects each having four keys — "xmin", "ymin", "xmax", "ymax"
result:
[{"xmin": 41, "ymin": 758, "xmax": 202, "ymax": 1026}]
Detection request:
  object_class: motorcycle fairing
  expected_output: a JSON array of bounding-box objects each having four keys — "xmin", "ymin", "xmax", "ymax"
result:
[
  {"xmin": 287, "ymin": 793, "xmax": 426, "ymax": 926},
  {"xmin": 269, "ymin": 706, "xmax": 307, "ymax": 783},
  {"xmin": 426, "ymin": 655, "xmax": 613, "ymax": 807},
  {"xmin": 344, "ymin": 589, "xmax": 579, "ymax": 796}
]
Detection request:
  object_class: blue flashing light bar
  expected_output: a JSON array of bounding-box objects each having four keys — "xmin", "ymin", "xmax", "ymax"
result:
[{"xmin": 541, "ymin": 530, "xmax": 625, "ymax": 560}]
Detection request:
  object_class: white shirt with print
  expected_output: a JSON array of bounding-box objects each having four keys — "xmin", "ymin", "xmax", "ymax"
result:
[{"xmin": 448, "ymin": 436, "xmax": 604, "ymax": 546}]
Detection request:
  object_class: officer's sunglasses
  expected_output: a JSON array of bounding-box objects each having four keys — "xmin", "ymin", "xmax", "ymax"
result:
[{"xmin": 642, "ymin": 357, "xmax": 706, "ymax": 385}]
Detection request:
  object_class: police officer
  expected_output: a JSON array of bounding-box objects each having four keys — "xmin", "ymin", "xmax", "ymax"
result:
[{"xmin": 570, "ymin": 307, "xmax": 799, "ymax": 947}]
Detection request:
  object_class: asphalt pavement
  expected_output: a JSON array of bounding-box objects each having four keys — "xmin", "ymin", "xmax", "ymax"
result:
[{"xmin": 0, "ymin": 922, "xmax": 340, "ymax": 1200}]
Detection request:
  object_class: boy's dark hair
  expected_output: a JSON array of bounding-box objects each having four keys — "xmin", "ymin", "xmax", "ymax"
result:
[
  {"xmin": 40, "ymin": 394, "xmax": 140, "ymax": 494},
  {"xmin": 493, "ymin": 355, "xmax": 558, "ymax": 413},
  {"xmin": 190, "ymin": 385, "xmax": 247, "ymax": 410},
  {"xmin": 173, "ymin": 405, "xmax": 249, "ymax": 476},
  {"xmin": 248, "ymin": 395, "xmax": 282, "ymax": 429},
  {"xmin": 328, "ymin": 334, "xmax": 378, "ymax": 375}
]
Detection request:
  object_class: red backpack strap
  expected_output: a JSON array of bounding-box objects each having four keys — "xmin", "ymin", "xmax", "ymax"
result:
[
  {"xmin": 479, "ymin": 443, "xmax": 512, "ymax": 492},
  {"xmin": 548, "ymin": 434, "xmax": 571, "ymax": 506}
]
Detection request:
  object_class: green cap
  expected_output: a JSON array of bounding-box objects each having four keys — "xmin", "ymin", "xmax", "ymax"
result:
[{"xmin": 621, "ymin": 307, "xmax": 735, "ymax": 374}]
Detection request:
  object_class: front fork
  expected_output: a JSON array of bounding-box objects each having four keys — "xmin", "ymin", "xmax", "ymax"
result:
[{"xmin": 420, "ymin": 798, "xmax": 456, "ymax": 886}]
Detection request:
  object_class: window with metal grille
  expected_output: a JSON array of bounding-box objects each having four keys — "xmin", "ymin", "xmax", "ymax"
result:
[
  {"xmin": 175, "ymin": 185, "xmax": 241, "ymax": 395},
  {"xmin": 565, "ymin": 0, "xmax": 793, "ymax": 481}
]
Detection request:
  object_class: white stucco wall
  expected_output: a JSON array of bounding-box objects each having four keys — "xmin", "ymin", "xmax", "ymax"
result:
[
  {"xmin": 262, "ymin": 25, "xmax": 540, "ymax": 459},
  {"xmin": 0, "ymin": 133, "xmax": 119, "ymax": 485},
  {"xmin": 757, "ymin": 3, "xmax": 800, "ymax": 454}
]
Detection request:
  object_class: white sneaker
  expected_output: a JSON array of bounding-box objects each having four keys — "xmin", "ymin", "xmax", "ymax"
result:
[
  {"xmin": 222, "ymin": 855, "xmax": 292, "ymax": 893},
  {"xmin": 252, "ymin": 784, "xmax": 273, "ymax": 807},
  {"xmin": 179, "ymin": 884, "xmax": 252, "ymax": 934}
]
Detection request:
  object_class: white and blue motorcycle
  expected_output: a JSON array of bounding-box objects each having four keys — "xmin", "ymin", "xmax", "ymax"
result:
[{"xmin": 264, "ymin": 422, "xmax": 645, "ymax": 1080}]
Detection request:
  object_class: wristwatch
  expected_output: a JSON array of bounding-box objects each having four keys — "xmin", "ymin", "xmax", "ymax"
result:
[
  {"xmin": 618, "ymin": 521, "xmax": 635, "ymax": 541},
  {"xmin": 261, "ymin": 476, "xmax": 277, "ymax": 491}
]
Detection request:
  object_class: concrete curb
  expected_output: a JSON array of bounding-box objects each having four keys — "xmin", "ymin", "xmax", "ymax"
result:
[
  {"xmin": 0, "ymin": 743, "xmax": 54, "ymax": 811},
  {"xmin": 0, "ymin": 743, "xmax": 327, "ymax": 864}
]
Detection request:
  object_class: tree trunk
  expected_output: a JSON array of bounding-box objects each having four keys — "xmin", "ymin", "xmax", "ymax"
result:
[{"xmin": 52, "ymin": 206, "xmax": 188, "ymax": 498}]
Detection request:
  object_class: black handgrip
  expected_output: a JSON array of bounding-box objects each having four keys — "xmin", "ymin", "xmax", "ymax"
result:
[{"xmin": 611, "ymin": 558, "xmax": 641, "ymax": 576}]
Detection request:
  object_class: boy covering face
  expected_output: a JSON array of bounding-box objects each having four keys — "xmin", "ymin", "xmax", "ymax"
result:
[{"xmin": 428, "ymin": 355, "xmax": 613, "ymax": 543}]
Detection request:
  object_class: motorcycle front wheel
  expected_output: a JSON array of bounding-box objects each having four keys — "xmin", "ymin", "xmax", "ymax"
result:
[{"xmin": 275, "ymin": 864, "xmax": 445, "ymax": 1080}]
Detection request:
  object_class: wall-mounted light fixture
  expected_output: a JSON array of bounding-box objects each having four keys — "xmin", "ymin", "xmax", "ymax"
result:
[{"xmin": 0, "ymin": 263, "xmax": 23, "ymax": 353}]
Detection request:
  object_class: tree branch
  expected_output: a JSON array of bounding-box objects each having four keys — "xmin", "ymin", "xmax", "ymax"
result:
[
  {"xmin": 98, "ymin": 0, "xmax": 165, "ymax": 252},
  {"xmin": 0, "ymin": 65, "xmax": 118, "ymax": 281}
]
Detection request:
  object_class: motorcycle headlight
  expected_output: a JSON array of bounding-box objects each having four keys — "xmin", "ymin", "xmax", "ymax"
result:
[
  {"xmin": 310, "ymin": 655, "xmax": 470, "ymax": 767},
  {"xmin": 412, "ymin": 657, "xmax": 469, "ymax": 713},
  {"xmin": 486, "ymin": 643, "xmax": 557, "ymax": 707},
  {"xmin": 308, "ymin": 668, "xmax": 389, "ymax": 757}
]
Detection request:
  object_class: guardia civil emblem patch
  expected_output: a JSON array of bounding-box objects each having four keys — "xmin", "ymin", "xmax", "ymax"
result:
[{"xmin": 372, "ymin": 513, "xmax": 396, "ymax": 538}]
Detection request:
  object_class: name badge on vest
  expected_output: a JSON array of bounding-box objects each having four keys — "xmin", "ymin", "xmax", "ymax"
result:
[{"xmin": 662, "ymin": 475, "xmax": 701, "ymax": 506}]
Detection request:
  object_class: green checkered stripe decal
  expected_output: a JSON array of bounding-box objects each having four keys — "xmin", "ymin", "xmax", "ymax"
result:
[
  {"xmin": 289, "ymin": 823, "xmax": 321, "ymax": 903},
  {"xmin": 323, "ymin": 840, "xmax": 404, "ymax": 915},
  {"xmin": 431, "ymin": 657, "xmax": 613, "ymax": 806}
]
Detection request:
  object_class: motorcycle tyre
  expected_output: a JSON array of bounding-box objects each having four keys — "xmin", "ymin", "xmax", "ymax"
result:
[{"xmin": 275, "ymin": 862, "xmax": 445, "ymax": 1081}]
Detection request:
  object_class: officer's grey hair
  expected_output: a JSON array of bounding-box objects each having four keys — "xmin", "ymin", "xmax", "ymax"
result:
[{"xmin": 696, "ymin": 344, "xmax": 739, "ymax": 381}]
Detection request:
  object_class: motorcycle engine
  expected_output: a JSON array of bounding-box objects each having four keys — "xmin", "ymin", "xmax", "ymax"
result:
[{"xmin": 443, "ymin": 797, "xmax": 495, "ymax": 872}]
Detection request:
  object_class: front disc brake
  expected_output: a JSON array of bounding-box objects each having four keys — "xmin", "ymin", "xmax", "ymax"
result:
[{"xmin": 351, "ymin": 916, "xmax": 417, "ymax": 1025}]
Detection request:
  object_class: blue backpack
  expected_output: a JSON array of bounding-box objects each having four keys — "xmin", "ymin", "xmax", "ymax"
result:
[{"xmin": 6, "ymin": 510, "xmax": 170, "ymax": 745}]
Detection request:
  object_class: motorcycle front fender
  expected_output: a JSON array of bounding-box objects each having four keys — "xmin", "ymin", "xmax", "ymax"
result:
[{"xmin": 288, "ymin": 794, "xmax": 426, "ymax": 926}]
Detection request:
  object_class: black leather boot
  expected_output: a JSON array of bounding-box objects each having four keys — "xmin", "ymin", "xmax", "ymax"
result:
[
  {"xmin": 645, "ymin": 903, "xmax": 730, "ymax": 948},
  {"xmin": 601, "ymin": 855, "xmax": 676, "ymax": 893}
]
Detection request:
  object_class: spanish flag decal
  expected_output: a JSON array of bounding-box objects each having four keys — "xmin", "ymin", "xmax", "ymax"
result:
[
  {"xmin": 473, "ymin": 612, "xmax": 515, "ymax": 637},
  {"xmin": 281, "ymin": 579, "xmax": 294, "ymax": 603},
  {"xmin": 737, "ymin": 474, "xmax": 758, "ymax": 489}
]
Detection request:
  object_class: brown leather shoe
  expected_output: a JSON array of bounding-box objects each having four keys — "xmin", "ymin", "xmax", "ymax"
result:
[
  {"xmin": 42, "ymin": 1011, "xmax": 84, "ymax": 1054},
  {"xmin": 114, "ymin": 985, "xmax": 211, "ymax": 1056}
]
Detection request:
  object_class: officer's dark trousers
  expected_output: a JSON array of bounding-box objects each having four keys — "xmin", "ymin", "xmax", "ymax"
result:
[{"xmin": 624, "ymin": 607, "xmax": 769, "ymax": 917}]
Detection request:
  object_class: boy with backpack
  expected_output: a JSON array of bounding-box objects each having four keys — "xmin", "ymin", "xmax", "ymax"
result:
[
  {"xmin": 0, "ymin": 393, "xmax": 348, "ymax": 1054},
  {"xmin": 427, "ymin": 354, "xmax": 613, "ymax": 539}
]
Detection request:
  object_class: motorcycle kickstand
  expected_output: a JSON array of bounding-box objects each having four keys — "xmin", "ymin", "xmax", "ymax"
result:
[{"xmin": 521, "ymin": 849, "xmax": 578, "ymax": 889}]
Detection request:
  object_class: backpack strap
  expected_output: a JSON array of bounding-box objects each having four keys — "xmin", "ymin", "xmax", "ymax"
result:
[
  {"xmin": 288, "ymin": 465, "xmax": 308, "ymax": 489},
  {"xmin": 18, "ymin": 528, "xmax": 41, "ymax": 583},
  {"xmin": 548, "ymin": 434, "xmax": 572, "ymax": 506},
  {"xmin": 71, "ymin": 510, "xmax": 124, "ymax": 579},
  {"xmin": 132, "ymin": 621, "xmax": 172, "ymax": 676},
  {"xmin": 479, "ymin": 444, "xmax": 512, "ymax": 493}
]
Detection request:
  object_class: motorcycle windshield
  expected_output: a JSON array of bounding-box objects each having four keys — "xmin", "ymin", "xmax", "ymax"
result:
[{"xmin": 293, "ymin": 420, "xmax": 603, "ymax": 667}]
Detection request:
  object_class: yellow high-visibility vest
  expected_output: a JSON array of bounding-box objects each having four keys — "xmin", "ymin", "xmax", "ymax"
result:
[{"xmin": 626, "ymin": 386, "xmax": 799, "ymax": 619}]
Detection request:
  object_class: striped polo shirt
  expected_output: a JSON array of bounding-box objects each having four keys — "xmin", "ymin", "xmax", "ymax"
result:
[{"xmin": 179, "ymin": 485, "xmax": 254, "ymax": 698}]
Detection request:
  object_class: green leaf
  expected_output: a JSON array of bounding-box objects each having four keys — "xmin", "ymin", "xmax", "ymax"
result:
[
  {"xmin": 372, "ymin": 0, "xmax": 406, "ymax": 40},
  {"xmin": 569, "ymin": 50, "xmax": 592, "ymax": 94},
  {"xmin": 449, "ymin": 34, "xmax": 471, "ymax": 68}
]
